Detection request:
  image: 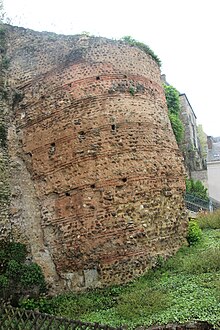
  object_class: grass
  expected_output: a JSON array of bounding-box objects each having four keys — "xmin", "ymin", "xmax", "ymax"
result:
[
  {"xmin": 197, "ymin": 209, "xmax": 220, "ymax": 230},
  {"xmin": 21, "ymin": 213, "xmax": 220, "ymax": 329}
]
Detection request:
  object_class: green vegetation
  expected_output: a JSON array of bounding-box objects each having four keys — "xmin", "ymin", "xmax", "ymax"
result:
[
  {"xmin": 163, "ymin": 84, "xmax": 184, "ymax": 144},
  {"xmin": 0, "ymin": 240, "xmax": 47, "ymax": 305},
  {"xmin": 168, "ymin": 112, "xmax": 184, "ymax": 144},
  {"xmin": 187, "ymin": 220, "xmax": 202, "ymax": 245},
  {"xmin": 163, "ymin": 84, "xmax": 180, "ymax": 115},
  {"xmin": 186, "ymin": 178, "xmax": 208, "ymax": 200},
  {"xmin": 21, "ymin": 223, "xmax": 220, "ymax": 329},
  {"xmin": 197, "ymin": 209, "xmax": 220, "ymax": 230},
  {"xmin": 121, "ymin": 36, "xmax": 161, "ymax": 67},
  {"xmin": 129, "ymin": 86, "xmax": 135, "ymax": 96}
]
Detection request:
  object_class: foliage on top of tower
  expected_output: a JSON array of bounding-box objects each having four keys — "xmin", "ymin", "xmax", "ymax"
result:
[{"xmin": 121, "ymin": 36, "xmax": 161, "ymax": 67}]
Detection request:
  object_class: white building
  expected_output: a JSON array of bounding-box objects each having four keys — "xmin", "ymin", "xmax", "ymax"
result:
[{"xmin": 207, "ymin": 136, "xmax": 220, "ymax": 203}]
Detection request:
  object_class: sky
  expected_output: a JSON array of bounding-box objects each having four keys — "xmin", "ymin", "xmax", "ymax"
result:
[{"xmin": 3, "ymin": 0, "xmax": 220, "ymax": 137}]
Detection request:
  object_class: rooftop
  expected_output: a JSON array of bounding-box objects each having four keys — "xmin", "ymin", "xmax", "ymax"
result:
[{"xmin": 207, "ymin": 140, "xmax": 220, "ymax": 162}]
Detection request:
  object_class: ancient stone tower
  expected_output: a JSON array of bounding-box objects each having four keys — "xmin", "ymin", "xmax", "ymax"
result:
[{"xmin": 0, "ymin": 25, "xmax": 187, "ymax": 291}]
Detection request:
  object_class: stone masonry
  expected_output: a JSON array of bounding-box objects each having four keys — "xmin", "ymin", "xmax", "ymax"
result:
[{"xmin": 1, "ymin": 25, "xmax": 187, "ymax": 291}]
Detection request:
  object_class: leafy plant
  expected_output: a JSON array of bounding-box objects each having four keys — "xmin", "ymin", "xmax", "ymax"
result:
[
  {"xmin": 20, "ymin": 296, "xmax": 54, "ymax": 314},
  {"xmin": 187, "ymin": 220, "xmax": 202, "ymax": 245},
  {"xmin": 0, "ymin": 240, "xmax": 47, "ymax": 305},
  {"xmin": 163, "ymin": 84, "xmax": 184, "ymax": 144},
  {"xmin": 163, "ymin": 85, "xmax": 180, "ymax": 115},
  {"xmin": 121, "ymin": 36, "xmax": 161, "ymax": 67},
  {"xmin": 168, "ymin": 112, "xmax": 184, "ymax": 144}
]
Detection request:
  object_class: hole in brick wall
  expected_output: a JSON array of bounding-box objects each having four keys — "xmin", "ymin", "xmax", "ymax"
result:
[
  {"xmin": 41, "ymin": 95, "xmax": 45, "ymax": 99},
  {"xmin": 49, "ymin": 143, "xmax": 56, "ymax": 156},
  {"xmin": 90, "ymin": 184, "xmax": 96, "ymax": 189},
  {"xmin": 78, "ymin": 131, "xmax": 85, "ymax": 141},
  {"xmin": 124, "ymin": 75, "xmax": 127, "ymax": 78},
  {"xmin": 74, "ymin": 119, "xmax": 81, "ymax": 125},
  {"xmin": 121, "ymin": 177, "xmax": 127, "ymax": 183},
  {"xmin": 65, "ymin": 192, "xmax": 70, "ymax": 196},
  {"xmin": 111, "ymin": 124, "xmax": 116, "ymax": 131},
  {"xmin": 96, "ymin": 76, "xmax": 100, "ymax": 80}
]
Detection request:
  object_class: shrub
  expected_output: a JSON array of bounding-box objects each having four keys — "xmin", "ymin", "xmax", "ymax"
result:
[
  {"xmin": 20, "ymin": 296, "xmax": 54, "ymax": 314},
  {"xmin": 0, "ymin": 240, "xmax": 47, "ymax": 305},
  {"xmin": 187, "ymin": 220, "xmax": 202, "ymax": 245},
  {"xmin": 186, "ymin": 178, "xmax": 208, "ymax": 200}
]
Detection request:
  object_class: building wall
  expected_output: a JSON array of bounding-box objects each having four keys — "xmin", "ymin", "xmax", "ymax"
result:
[
  {"xmin": 207, "ymin": 137, "xmax": 220, "ymax": 203},
  {"xmin": 179, "ymin": 94, "xmax": 198, "ymax": 149},
  {"xmin": 179, "ymin": 94, "xmax": 204, "ymax": 173},
  {"xmin": 3, "ymin": 25, "xmax": 187, "ymax": 291},
  {"xmin": 207, "ymin": 161, "xmax": 220, "ymax": 202},
  {"xmin": 191, "ymin": 170, "xmax": 208, "ymax": 189},
  {"xmin": 0, "ymin": 27, "xmax": 11, "ymax": 241}
]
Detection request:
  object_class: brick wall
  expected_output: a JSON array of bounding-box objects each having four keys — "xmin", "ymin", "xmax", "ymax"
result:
[{"xmin": 3, "ymin": 25, "xmax": 188, "ymax": 291}]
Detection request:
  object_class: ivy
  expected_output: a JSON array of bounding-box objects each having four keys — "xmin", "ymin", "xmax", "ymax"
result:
[
  {"xmin": 168, "ymin": 112, "xmax": 184, "ymax": 144},
  {"xmin": 164, "ymin": 84, "xmax": 184, "ymax": 144},
  {"xmin": 163, "ymin": 84, "xmax": 180, "ymax": 115}
]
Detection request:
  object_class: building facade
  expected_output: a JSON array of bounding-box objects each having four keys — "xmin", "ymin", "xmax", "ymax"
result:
[{"xmin": 207, "ymin": 136, "xmax": 220, "ymax": 203}]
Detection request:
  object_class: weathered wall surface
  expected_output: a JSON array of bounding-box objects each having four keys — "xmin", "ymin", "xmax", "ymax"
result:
[
  {"xmin": 3, "ymin": 25, "xmax": 187, "ymax": 291},
  {"xmin": 191, "ymin": 170, "xmax": 208, "ymax": 189},
  {"xmin": 0, "ymin": 26, "xmax": 11, "ymax": 241}
]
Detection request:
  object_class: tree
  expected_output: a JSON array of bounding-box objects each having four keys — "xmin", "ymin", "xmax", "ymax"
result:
[{"xmin": 186, "ymin": 178, "xmax": 208, "ymax": 200}]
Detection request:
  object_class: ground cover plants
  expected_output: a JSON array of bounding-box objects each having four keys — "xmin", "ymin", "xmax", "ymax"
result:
[{"xmin": 20, "ymin": 211, "xmax": 220, "ymax": 329}]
